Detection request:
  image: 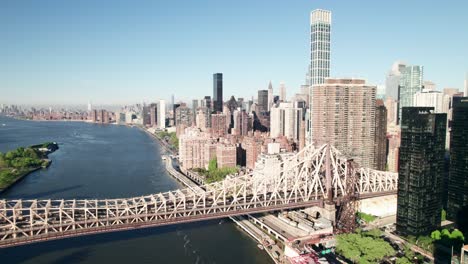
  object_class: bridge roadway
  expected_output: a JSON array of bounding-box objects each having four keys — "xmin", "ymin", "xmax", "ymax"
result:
[{"xmin": 0, "ymin": 191, "xmax": 395, "ymax": 248}]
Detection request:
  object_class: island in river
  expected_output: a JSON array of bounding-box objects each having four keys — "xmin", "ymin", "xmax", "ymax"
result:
[{"xmin": 0, "ymin": 142, "xmax": 58, "ymax": 193}]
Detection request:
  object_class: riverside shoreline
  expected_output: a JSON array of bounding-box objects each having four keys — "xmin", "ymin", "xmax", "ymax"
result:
[{"xmin": 0, "ymin": 143, "xmax": 58, "ymax": 194}]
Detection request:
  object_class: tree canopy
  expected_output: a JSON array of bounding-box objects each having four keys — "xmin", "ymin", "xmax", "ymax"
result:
[{"xmin": 336, "ymin": 229, "xmax": 395, "ymax": 263}]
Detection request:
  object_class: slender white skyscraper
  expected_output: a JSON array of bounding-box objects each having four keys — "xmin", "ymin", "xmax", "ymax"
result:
[
  {"xmin": 159, "ymin": 100, "xmax": 166, "ymax": 129},
  {"xmin": 279, "ymin": 81, "xmax": 286, "ymax": 102},
  {"xmin": 87, "ymin": 101, "xmax": 92, "ymax": 112},
  {"xmin": 267, "ymin": 81, "xmax": 273, "ymax": 111},
  {"xmin": 309, "ymin": 9, "xmax": 331, "ymax": 143}
]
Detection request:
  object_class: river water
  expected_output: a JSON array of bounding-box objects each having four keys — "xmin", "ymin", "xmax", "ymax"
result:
[{"xmin": 0, "ymin": 116, "xmax": 271, "ymax": 264}]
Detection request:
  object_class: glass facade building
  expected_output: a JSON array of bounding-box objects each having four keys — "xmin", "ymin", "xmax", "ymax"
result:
[
  {"xmin": 257, "ymin": 90, "xmax": 269, "ymax": 114},
  {"xmin": 310, "ymin": 9, "xmax": 331, "ymax": 86},
  {"xmin": 398, "ymin": 65, "xmax": 424, "ymax": 124},
  {"xmin": 396, "ymin": 107, "xmax": 446, "ymax": 236},
  {"xmin": 447, "ymin": 97, "xmax": 468, "ymax": 223},
  {"xmin": 213, "ymin": 73, "xmax": 223, "ymax": 113},
  {"xmin": 309, "ymin": 9, "xmax": 331, "ymax": 143}
]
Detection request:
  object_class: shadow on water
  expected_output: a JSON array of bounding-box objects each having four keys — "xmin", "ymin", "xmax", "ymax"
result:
[
  {"xmin": 50, "ymin": 247, "xmax": 93, "ymax": 264},
  {"xmin": 0, "ymin": 219, "xmax": 221, "ymax": 263},
  {"xmin": 5, "ymin": 185, "xmax": 83, "ymax": 199}
]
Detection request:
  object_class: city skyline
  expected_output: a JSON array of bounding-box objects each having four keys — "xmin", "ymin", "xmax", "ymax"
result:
[{"xmin": 1, "ymin": 0, "xmax": 467, "ymax": 105}]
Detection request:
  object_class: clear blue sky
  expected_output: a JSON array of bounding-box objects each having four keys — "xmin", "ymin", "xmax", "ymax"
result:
[{"xmin": 1, "ymin": 0, "xmax": 467, "ymax": 105}]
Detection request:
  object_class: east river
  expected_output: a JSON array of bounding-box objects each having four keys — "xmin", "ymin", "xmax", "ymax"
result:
[{"xmin": 0, "ymin": 116, "xmax": 271, "ymax": 264}]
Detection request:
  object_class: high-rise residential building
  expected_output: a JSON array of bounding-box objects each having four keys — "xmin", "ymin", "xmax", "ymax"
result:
[
  {"xmin": 398, "ymin": 65, "xmax": 424, "ymax": 124},
  {"xmin": 213, "ymin": 73, "xmax": 223, "ymax": 113},
  {"xmin": 386, "ymin": 127, "xmax": 400, "ymax": 173},
  {"xmin": 179, "ymin": 128, "xmax": 213, "ymax": 171},
  {"xmin": 279, "ymin": 81, "xmax": 286, "ymax": 102},
  {"xmin": 195, "ymin": 107, "xmax": 209, "ymax": 132},
  {"xmin": 192, "ymin": 99, "xmax": 199, "ymax": 123},
  {"xmin": 386, "ymin": 61, "xmax": 406, "ymax": 100},
  {"xmin": 267, "ymin": 81, "xmax": 273, "ymax": 111},
  {"xmin": 150, "ymin": 104, "xmax": 158, "ymax": 127},
  {"xmin": 310, "ymin": 9, "xmax": 331, "ymax": 86},
  {"xmin": 216, "ymin": 143, "xmax": 237, "ymax": 168},
  {"xmin": 242, "ymin": 137, "xmax": 263, "ymax": 170},
  {"xmin": 384, "ymin": 97, "xmax": 398, "ymax": 126},
  {"xmin": 159, "ymin": 100, "xmax": 166, "ymax": 129},
  {"xmin": 91, "ymin": 109, "xmax": 98, "ymax": 122},
  {"xmin": 414, "ymin": 90, "xmax": 445, "ymax": 113},
  {"xmin": 443, "ymin": 88, "xmax": 463, "ymax": 149},
  {"xmin": 142, "ymin": 106, "xmax": 151, "ymax": 126},
  {"xmin": 312, "ymin": 78, "xmax": 377, "ymax": 169},
  {"xmin": 87, "ymin": 101, "xmax": 92, "ymax": 112},
  {"xmin": 172, "ymin": 103, "xmax": 181, "ymax": 125},
  {"xmin": 99, "ymin": 109, "xmax": 106, "ymax": 123},
  {"xmin": 309, "ymin": 9, "xmax": 331, "ymax": 143},
  {"xmin": 175, "ymin": 104, "xmax": 192, "ymax": 127},
  {"xmin": 374, "ymin": 100, "xmax": 388, "ymax": 171},
  {"xmin": 270, "ymin": 102, "xmax": 303, "ymax": 142},
  {"xmin": 202, "ymin": 96, "xmax": 212, "ymax": 110},
  {"xmin": 396, "ymin": 107, "xmax": 446, "ymax": 236},
  {"xmin": 233, "ymin": 108, "xmax": 249, "ymax": 136},
  {"xmin": 447, "ymin": 97, "xmax": 468, "ymax": 223},
  {"xmin": 211, "ymin": 113, "xmax": 227, "ymax": 138},
  {"xmin": 257, "ymin": 90, "xmax": 269, "ymax": 113}
]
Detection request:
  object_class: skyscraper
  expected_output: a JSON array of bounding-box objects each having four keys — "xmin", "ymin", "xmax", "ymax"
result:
[
  {"xmin": 447, "ymin": 97, "xmax": 468, "ymax": 224},
  {"xmin": 192, "ymin": 99, "xmax": 199, "ymax": 124},
  {"xmin": 396, "ymin": 107, "xmax": 446, "ymax": 236},
  {"xmin": 257, "ymin": 90, "xmax": 269, "ymax": 113},
  {"xmin": 312, "ymin": 78, "xmax": 377, "ymax": 169},
  {"xmin": 310, "ymin": 9, "xmax": 331, "ymax": 86},
  {"xmin": 267, "ymin": 81, "xmax": 273, "ymax": 111},
  {"xmin": 414, "ymin": 90, "xmax": 445, "ymax": 113},
  {"xmin": 202, "ymin": 96, "xmax": 212, "ymax": 110},
  {"xmin": 279, "ymin": 81, "xmax": 286, "ymax": 102},
  {"xmin": 385, "ymin": 61, "xmax": 406, "ymax": 104},
  {"xmin": 374, "ymin": 100, "xmax": 388, "ymax": 171},
  {"xmin": 309, "ymin": 9, "xmax": 331, "ymax": 143},
  {"xmin": 270, "ymin": 102, "xmax": 303, "ymax": 142},
  {"xmin": 159, "ymin": 100, "xmax": 166, "ymax": 129},
  {"xmin": 213, "ymin": 73, "xmax": 223, "ymax": 113},
  {"xmin": 398, "ymin": 65, "xmax": 424, "ymax": 124},
  {"xmin": 150, "ymin": 104, "xmax": 158, "ymax": 127},
  {"xmin": 211, "ymin": 113, "xmax": 227, "ymax": 138}
]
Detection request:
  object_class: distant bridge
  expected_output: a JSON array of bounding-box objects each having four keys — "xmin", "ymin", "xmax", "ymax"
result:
[{"xmin": 0, "ymin": 144, "xmax": 397, "ymax": 248}]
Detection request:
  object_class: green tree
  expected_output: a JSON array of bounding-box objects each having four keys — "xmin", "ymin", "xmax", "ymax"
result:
[
  {"xmin": 364, "ymin": 228, "xmax": 382, "ymax": 238},
  {"xmin": 441, "ymin": 229, "xmax": 451, "ymax": 238},
  {"xmin": 396, "ymin": 257, "xmax": 412, "ymax": 264},
  {"xmin": 336, "ymin": 232, "xmax": 395, "ymax": 263},
  {"xmin": 441, "ymin": 209, "xmax": 447, "ymax": 221},
  {"xmin": 450, "ymin": 229, "xmax": 465, "ymax": 241},
  {"xmin": 208, "ymin": 158, "xmax": 217, "ymax": 172},
  {"xmin": 403, "ymin": 244, "xmax": 415, "ymax": 260},
  {"xmin": 431, "ymin": 230, "xmax": 442, "ymax": 240}
]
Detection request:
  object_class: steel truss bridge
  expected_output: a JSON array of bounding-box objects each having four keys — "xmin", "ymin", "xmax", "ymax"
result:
[{"xmin": 0, "ymin": 144, "xmax": 397, "ymax": 248}]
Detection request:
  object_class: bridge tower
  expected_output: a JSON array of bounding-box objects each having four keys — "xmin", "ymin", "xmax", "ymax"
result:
[
  {"xmin": 322, "ymin": 144, "xmax": 337, "ymax": 223},
  {"xmin": 335, "ymin": 159, "xmax": 359, "ymax": 233}
]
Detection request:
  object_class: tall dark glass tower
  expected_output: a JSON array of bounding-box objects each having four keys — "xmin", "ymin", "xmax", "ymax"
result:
[
  {"xmin": 396, "ymin": 107, "xmax": 446, "ymax": 236},
  {"xmin": 213, "ymin": 73, "xmax": 223, "ymax": 113},
  {"xmin": 257, "ymin": 90, "xmax": 269, "ymax": 113},
  {"xmin": 447, "ymin": 97, "xmax": 468, "ymax": 227}
]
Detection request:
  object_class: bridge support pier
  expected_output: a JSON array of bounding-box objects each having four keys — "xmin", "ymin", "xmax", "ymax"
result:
[{"xmin": 323, "ymin": 202, "xmax": 336, "ymax": 224}]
